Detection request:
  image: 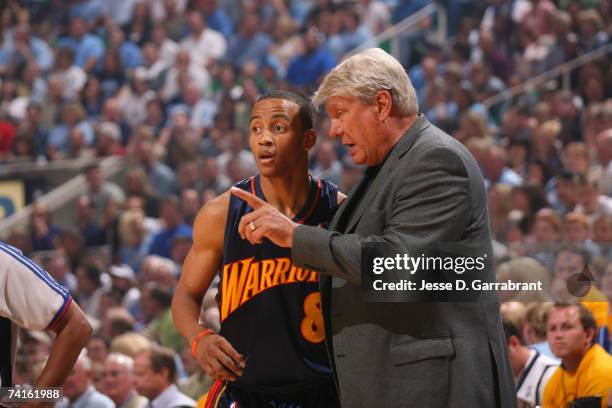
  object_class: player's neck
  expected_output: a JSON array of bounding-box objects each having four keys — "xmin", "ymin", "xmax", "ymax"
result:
[{"xmin": 260, "ymin": 171, "xmax": 311, "ymax": 219}]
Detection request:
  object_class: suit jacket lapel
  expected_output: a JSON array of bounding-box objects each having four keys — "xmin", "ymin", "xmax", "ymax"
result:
[{"xmin": 343, "ymin": 115, "xmax": 431, "ymax": 233}]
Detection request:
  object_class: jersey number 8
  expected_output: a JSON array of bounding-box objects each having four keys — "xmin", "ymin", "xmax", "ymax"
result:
[{"xmin": 301, "ymin": 292, "xmax": 325, "ymax": 343}]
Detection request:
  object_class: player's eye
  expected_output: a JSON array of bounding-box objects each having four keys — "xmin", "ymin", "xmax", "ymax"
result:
[
  {"xmin": 251, "ymin": 125, "xmax": 261, "ymax": 133},
  {"xmin": 273, "ymin": 124, "xmax": 287, "ymax": 132}
]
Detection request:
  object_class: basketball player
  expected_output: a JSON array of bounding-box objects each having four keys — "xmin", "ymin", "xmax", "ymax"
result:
[
  {"xmin": 0, "ymin": 242, "xmax": 92, "ymax": 397},
  {"xmin": 172, "ymin": 91, "xmax": 343, "ymax": 407}
]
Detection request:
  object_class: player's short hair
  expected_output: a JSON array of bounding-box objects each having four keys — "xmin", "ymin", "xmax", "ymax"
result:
[
  {"xmin": 312, "ymin": 48, "xmax": 418, "ymax": 116},
  {"xmin": 255, "ymin": 90, "xmax": 314, "ymax": 131}
]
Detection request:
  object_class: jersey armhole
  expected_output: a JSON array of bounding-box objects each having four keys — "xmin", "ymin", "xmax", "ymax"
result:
[{"xmin": 46, "ymin": 295, "xmax": 72, "ymax": 331}]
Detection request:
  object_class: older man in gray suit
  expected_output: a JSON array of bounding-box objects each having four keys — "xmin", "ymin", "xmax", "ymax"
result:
[{"xmin": 232, "ymin": 48, "xmax": 516, "ymax": 407}]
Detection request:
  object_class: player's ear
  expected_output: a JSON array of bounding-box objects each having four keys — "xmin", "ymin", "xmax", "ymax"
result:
[{"xmin": 303, "ymin": 129, "xmax": 317, "ymax": 151}]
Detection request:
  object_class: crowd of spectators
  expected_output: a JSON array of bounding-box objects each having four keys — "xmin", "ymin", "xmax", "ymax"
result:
[{"xmin": 0, "ymin": 0, "xmax": 611, "ymax": 406}]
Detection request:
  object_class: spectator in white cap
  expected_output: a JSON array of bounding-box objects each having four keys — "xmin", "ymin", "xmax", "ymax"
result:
[{"xmin": 109, "ymin": 264, "xmax": 141, "ymax": 312}]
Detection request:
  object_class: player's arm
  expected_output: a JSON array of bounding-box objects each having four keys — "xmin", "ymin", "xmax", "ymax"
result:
[
  {"xmin": 0, "ymin": 246, "xmax": 92, "ymax": 406},
  {"xmin": 35, "ymin": 301, "xmax": 92, "ymax": 388},
  {"xmin": 338, "ymin": 191, "xmax": 346, "ymax": 205},
  {"xmin": 171, "ymin": 192, "xmax": 245, "ymax": 381}
]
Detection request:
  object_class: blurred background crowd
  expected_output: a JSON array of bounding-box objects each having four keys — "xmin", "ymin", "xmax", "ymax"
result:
[{"xmin": 0, "ymin": 0, "xmax": 610, "ymax": 406}]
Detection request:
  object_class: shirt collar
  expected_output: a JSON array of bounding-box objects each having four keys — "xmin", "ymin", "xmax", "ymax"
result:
[{"xmin": 151, "ymin": 384, "xmax": 179, "ymax": 408}]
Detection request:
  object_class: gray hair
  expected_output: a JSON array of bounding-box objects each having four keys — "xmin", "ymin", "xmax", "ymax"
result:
[
  {"xmin": 312, "ymin": 48, "xmax": 418, "ymax": 116},
  {"xmin": 107, "ymin": 352, "xmax": 134, "ymax": 373}
]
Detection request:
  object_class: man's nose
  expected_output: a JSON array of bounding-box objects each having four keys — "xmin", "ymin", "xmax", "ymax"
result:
[
  {"xmin": 329, "ymin": 119, "xmax": 343, "ymax": 139},
  {"xmin": 259, "ymin": 130, "xmax": 274, "ymax": 145}
]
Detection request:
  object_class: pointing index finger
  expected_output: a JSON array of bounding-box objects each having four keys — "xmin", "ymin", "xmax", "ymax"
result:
[{"xmin": 230, "ymin": 187, "xmax": 267, "ymax": 209}]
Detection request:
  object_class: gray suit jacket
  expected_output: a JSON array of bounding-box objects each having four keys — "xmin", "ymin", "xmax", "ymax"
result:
[{"xmin": 292, "ymin": 115, "xmax": 516, "ymax": 408}]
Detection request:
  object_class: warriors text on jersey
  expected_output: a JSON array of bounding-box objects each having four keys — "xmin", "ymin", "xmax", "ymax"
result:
[{"xmin": 220, "ymin": 175, "xmax": 339, "ymax": 392}]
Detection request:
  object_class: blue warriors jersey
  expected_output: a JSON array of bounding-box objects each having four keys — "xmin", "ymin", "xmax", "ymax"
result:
[{"xmin": 221, "ymin": 174, "xmax": 339, "ymax": 392}]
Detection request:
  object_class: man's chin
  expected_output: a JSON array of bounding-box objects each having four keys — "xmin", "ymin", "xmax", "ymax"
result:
[{"xmin": 349, "ymin": 155, "xmax": 366, "ymax": 166}]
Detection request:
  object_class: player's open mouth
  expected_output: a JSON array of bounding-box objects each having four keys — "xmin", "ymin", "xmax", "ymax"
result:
[{"xmin": 259, "ymin": 152, "xmax": 275, "ymax": 164}]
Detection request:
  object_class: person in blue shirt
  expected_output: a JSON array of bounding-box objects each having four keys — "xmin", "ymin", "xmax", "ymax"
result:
[
  {"xmin": 108, "ymin": 25, "xmax": 142, "ymax": 70},
  {"xmin": 148, "ymin": 195, "xmax": 192, "ymax": 259},
  {"xmin": 286, "ymin": 27, "xmax": 336, "ymax": 88},
  {"xmin": 3, "ymin": 23, "xmax": 54, "ymax": 73},
  {"xmin": 225, "ymin": 12, "xmax": 271, "ymax": 70},
  {"xmin": 56, "ymin": 17, "xmax": 105, "ymax": 72},
  {"xmin": 199, "ymin": 0, "xmax": 234, "ymax": 37},
  {"xmin": 326, "ymin": 9, "xmax": 373, "ymax": 57}
]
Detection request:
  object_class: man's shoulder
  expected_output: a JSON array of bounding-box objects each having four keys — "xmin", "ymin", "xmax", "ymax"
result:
[
  {"xmin": 125, "ymin": 394, "xmax": 148, "ymax": 408},
  {"xmin": 588, "ymin": 344, "xmax": 612, "ymax": 375},
  {"xmin": 404, "ymin": 121, "xmax": 481, "ymax": 175},
  {"xmin": 86, "ymin": 389, "xmax": 116, "ymax": 408},
  {"xmin": 544, "ymin": 364, "xmax": 564, "ymax": 387},
  {"xmin": 160, "ymin": 385, "xmax": 196, "ymax": 407},
  {"xmin": 412, "ymin": 122, "xmax": 468, "ymax": 155}
]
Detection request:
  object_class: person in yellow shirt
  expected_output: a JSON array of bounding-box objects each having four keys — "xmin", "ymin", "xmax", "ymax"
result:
[{"xmin": 543, "ymin": 303, "xmax": 612, "ymax": 407}]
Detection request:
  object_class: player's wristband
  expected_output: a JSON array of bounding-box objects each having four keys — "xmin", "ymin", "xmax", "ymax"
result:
[{"xmin": 191, "ymin": 328, "xmax": 215, "ymax": 358}]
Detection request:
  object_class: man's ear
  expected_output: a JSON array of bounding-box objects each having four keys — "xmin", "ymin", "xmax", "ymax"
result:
[
  {"xmin": 303, "ymin": 129, "xmax": 317, "ymax": 151},
  {"xmin": 375, "ymin": 90, "xmax": 393, "ymax": 122},
  {"xmin": 508, "ymin": 335, "xmax": 521, "ymax": 349},
  {"xmin": 160, "ymin": 366, "xmax": 171, "ymax": 383},
  {"xmin": 585, "ymin": 326, "xmax": 596, "ymax": 345}
]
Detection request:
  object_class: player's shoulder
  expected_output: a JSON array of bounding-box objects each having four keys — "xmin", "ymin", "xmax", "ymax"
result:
[
  {"xmin": 194, "ymin": 176, "xmax": 257, "ymax": 227},
  {"xmin": 196, "ymin": 191, "xmax": 231, "ymax": 224},
  {"xmin": 191, "ymin": 191, "xmax": 231, "ymax": 249},
  {"xmin": 0, "ymin": 242, "xmax": 27, "ymax": 270}
]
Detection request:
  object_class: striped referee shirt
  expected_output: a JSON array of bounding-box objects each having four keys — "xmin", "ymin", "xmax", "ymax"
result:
[{"xmin": 0, "ymin": 242, "xmax": 72, "ymax": 387}]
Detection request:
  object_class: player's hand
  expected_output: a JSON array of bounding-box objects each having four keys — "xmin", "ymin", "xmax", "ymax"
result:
[
  {"xmin": 230, "ymin": 187, "xmax": 298, "ymax": 247},
  {"xmin": 194, "ymin": 333, "xmax": 246, "ymax": 382}
]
